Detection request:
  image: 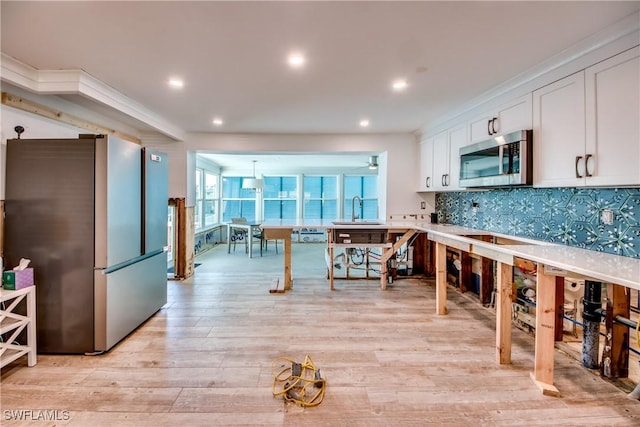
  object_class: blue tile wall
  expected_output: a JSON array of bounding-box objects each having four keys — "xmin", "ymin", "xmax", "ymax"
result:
[{"xmin": 436, "ymin": 187, "xmax": 640, "ymax": 259}]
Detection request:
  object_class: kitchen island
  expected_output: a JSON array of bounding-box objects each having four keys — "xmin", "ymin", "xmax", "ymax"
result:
[
  {"xmin": 260, "ymin": 219, "xmax": 419, "ymax": 291},
  {"xmin": 261, "ymin": 219, "xmax": 640, "ymax": 396}
]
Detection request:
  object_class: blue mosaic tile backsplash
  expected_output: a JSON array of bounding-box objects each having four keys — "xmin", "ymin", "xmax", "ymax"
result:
[{"xmin": 436, "ymin": 187, "xmax": 640, "ymax": 259}]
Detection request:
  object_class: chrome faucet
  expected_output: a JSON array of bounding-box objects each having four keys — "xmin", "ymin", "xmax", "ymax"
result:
[{"xmin": 351, "ymin": 195, "xmax": 362, "ymax": 222}]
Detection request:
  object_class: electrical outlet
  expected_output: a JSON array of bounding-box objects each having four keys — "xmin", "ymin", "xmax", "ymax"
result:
[
  {"xmin": 420, "ymin": 201, "xmax": 426, "ymax": 210},
  {"xmin": 601, "ymin": 209, "xmax": 614, "ymax": 225}
]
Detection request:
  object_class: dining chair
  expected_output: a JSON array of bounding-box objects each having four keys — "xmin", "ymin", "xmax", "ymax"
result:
[{"xmin": 230, "ymin": 217, "xmax": 249, "ymax": 253}]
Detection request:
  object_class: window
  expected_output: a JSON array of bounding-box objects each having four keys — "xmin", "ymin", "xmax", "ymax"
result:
[
  {"xmin": 203, "ymin": 172, "xmax": 219, "ymax": 228},
  {"xmin": 194, "ymin": 168, "xmax": 203, "ymax": 229},
  {"xmin": 263, "ymin": 176, "xmax": 297, "ymax": 220},
  {"xmin": 303, "ymin": 176, "xmax": 337, "ymax": 219},
  {"xmin": 195, "ymin": 169, "xmax": 220, "ymax": 231},
  {"xmin": 344, "ymin": 175, "xmax": 378, "ymax": 220},
  {"xmin": 221, "ymin": 177, "xmax": 257, "ymax": 223}
]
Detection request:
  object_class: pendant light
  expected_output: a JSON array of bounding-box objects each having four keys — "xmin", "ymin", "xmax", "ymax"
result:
[{"xmin": 242, "ymin": 160, "xmax": 264, "ymax": 192}]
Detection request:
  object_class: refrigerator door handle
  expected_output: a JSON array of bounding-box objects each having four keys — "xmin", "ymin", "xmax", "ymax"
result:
[{"xmin": 100, "ymin": 249, "xmax": 166, "ymax": 275}]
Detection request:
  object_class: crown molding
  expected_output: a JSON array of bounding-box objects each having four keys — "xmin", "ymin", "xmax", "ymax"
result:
[{"xmin": 0, "ymin": 53, "xmax": 185, "ymax": 141}]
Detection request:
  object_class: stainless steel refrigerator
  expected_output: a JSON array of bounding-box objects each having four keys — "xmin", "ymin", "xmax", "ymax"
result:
[{"xmin": 4, "ymin": 134, "xmax": 168, "ymax": 353}]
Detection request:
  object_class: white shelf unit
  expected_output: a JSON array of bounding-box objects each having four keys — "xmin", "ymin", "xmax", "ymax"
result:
[{"xmin": 0, "ymin": 285, "xmax": 37, "ymax": 368}]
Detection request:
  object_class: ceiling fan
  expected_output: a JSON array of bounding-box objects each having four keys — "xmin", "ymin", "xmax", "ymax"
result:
[{"xmin": 345, "ymin": 155, "xmax": 379, "ymax": 174}]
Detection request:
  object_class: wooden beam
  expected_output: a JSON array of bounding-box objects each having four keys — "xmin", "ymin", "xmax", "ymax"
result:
[
  {"xmin": 1, "ymin": 92, "xmax": 141, "ymax": 144},
  {"xmin": 602, "ymin": 283, "xmax": 630, "ymax": 379},
  {"xmin": 0, "ymin": 200, "xmax": 4, "ymax": 258},
  {"xmin": 459, "ymin": 251, "xmax": 471, "ymax": 293},
  {"xmin": 263, "ymin": 228, "xmax": 294, "ymax": 291},
  {"xmin": 435, "ymin": 242, "xmax": 447, "ymax": 315},
  {"xmin": 555, "ymin": 276, "xmax": 565, "ymax": 342},
  {"xmin": 380, "ymin": 229, "xmax": 416, "ymax": 290},
  {"xmin": 480, "ymin": 256, "xmax": 494, "ymax": 305},
  {"xmin": 380, "ymin": 229, "xmax": 417, "ymax": 263},
  {"xmin": 479, "ymin": 235, "xmax": 495, "ymax": 305},
  {"xmin": 531, "ymin": 263, "xmax": 560, "ymax": 396},
  {"xmin": 496, "ymin": 261, "xmax": 512, "ymax": 364},
  {"xmin": 170, "ymin": 198, "xmax": 194, "ymax": 280}
]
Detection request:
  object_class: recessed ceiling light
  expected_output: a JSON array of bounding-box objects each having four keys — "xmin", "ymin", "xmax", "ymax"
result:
[
  {"xmin": 168, "ymin": 78, "xmax": 184, "ymax": 89},
  {"xmin": 288, "ymin": 53, "xmax": 306, "ymax": 68},
  {"xmin": 212, "ymin": 117, "xmax": 223, "ymax": 126},
  {"xmin": 359, "ymin": 119, "xmax": 370, "ymax": 128},
  {"xmin": 392, "ymin": 79, "xmax": 408, "ymax": 91}
]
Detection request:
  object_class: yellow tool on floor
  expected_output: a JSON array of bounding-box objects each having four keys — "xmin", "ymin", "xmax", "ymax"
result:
[{"xmin": 272, "ymin": 355, "xmax": 326, "ymax": 407}]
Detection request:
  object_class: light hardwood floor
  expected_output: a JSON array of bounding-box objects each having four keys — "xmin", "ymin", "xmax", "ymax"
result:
[{"xmin": 2, "ymin": 243, "xmax": 639, "ymax": 426}]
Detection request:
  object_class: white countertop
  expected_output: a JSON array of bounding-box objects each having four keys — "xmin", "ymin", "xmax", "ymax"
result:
[{"xmin": 261, "ymin": 219, "xmax": 640, "ymax": 290}]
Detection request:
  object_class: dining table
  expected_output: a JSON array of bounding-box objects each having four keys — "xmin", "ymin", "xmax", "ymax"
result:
[{"xmin": 226, "ymin": 222, "xmax": 262, "ymax": 258}]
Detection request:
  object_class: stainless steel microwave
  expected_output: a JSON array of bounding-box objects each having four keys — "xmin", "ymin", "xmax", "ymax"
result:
[{"xmin": 459, "ymin": 130, "xmax": 532, "ymax": 188}]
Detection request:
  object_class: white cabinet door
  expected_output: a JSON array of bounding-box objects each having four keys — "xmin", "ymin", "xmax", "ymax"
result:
[
  {"xmin": 494, "ymin": 93, "xmax": 533, "ymax": 136},
  {"xmin": 418, "ymin": 138, "xmax": 434, "ymax": 191},
  {"xmin": 447, "ymin": 124, "xmax": 468, "ymax": 191},
  {"xmin": 469, "ymin": 112, "xmax": 496, "ymax": 143},
  {"xmin": 432, "ymin": 132, "xmax": 450, "ymax": 191},
  {"xmin": 533, "ymin": 71, "xmax": 586, "ymax": 187},
  {"xmin": 469, "ymin": 93, "xmax": 533, "ymax": 143},
  {"xmin": 585, "ymin": 47, "xmax": 640, "ymax": 186}
]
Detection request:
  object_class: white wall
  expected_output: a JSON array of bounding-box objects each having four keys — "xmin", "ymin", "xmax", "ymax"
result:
[
  {"xmin": 1, "ymin": 109, "xmax": 435, "ymax": 219},
  {"xmin": 1, "ymin": 106, "xmax": 87, "ymax": 198},
  {"xmin": 185, "ymin": 132, "xmax": 433, "ymax": 219}
]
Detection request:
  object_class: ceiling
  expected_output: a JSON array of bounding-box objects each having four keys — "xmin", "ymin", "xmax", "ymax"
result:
[
  {"xmin": 2, "ymin": 2, "xmax": 639, "ymax": 172},
  {"xmin": 2, "ymin": 1, "xmax": 639, "ymax": 139}
]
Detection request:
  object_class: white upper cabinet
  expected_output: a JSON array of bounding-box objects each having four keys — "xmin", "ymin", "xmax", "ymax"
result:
[
  {"xmin": 533, "ymin": 71, "xmax": 586, "ymax": 188},
  {"xmin": 444, "ymin": 124, "xmax": 468, "ymax": 191},
  {"xmin": 584, "ymin": 47, "xmax": 639, "ymax": 186},
  {"xmin": 431, "ymin": 131, "xmax": 449, "ymax": 191},
  {"xmin": 418, "ymin": 136, "xmax": 436, "ymax": 191},
  {"xmin": 418, "ymin": 126, "xmax": 467, "ymax": 192},
  {"xmin": 534, "ymin": 47, "xmax": 640, "ymax": 188},
  {"xmin": 469, "ymin": 93, "xmax": 533, "ymax": 143}
]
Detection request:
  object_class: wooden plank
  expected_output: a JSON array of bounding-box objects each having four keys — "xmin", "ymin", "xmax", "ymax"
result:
[
  {"xmin": 262, "ymin": 228, "xmax": 291, "ymax": 240},
  {"xmin": 471, "ymin": 244, "xmax": 514, "ymax": 266},
  {"xmin": 429, "ymin": 233, "xmax": 470, "ymax": 252},
  {"xmin": 554, "ymin": 276, "xmax": 565, "ymax": 342},
  {"xmin": 380, "ymin": 229, "xmax": 416, "ymax": 290},
  {"xmin": 283, "ymin": 235, "xmax": 292, "ymax": 290},
  {"xmin": 0, "ymin": 200, "xmax": 4, "ymax": 257},
  {"xmin": 602, "ymin": 283, "xmax": 630, "ymax": 378},
  {"xmin": 1, "ymin": 92, "xmax": 141, "ymax": 144},
  {"xmin": 495, "ymin": 262, "xmax": 512, "ymax": 364},
  {"xmin": 380, "ymin": 229, "xmax": 416, "ymax": 263},
  {"xmin": 435, "ymin": 242, "xmax": 447, "ymax": 315},
  {"xmin": 459, "ymin": 251, "xmax": 471, "ymax": 293},
  {"xmin": 531, "ymin": 263, "xmax": 560, "ymax": 396},
  {"xmin": 262, "ymin": 228, "xmax": 293, "ymax": 290},
  {"xmin": 479, "ymin": 235, "xmax": 494, "ymax": 305},
  {"xmin": 269, "ymin": 278, "xmax": 284, "ymax": 294},
  {"xmin": 328, "ymin": 231, "xmax": 335, "ymax": 290},
  {"xmin": 480, "ymin": 256, "xmax": 494, "ymax": 305},
  {"xmin": 170, "ymin": 198, "xmax": 194, "ymax": 280}
]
